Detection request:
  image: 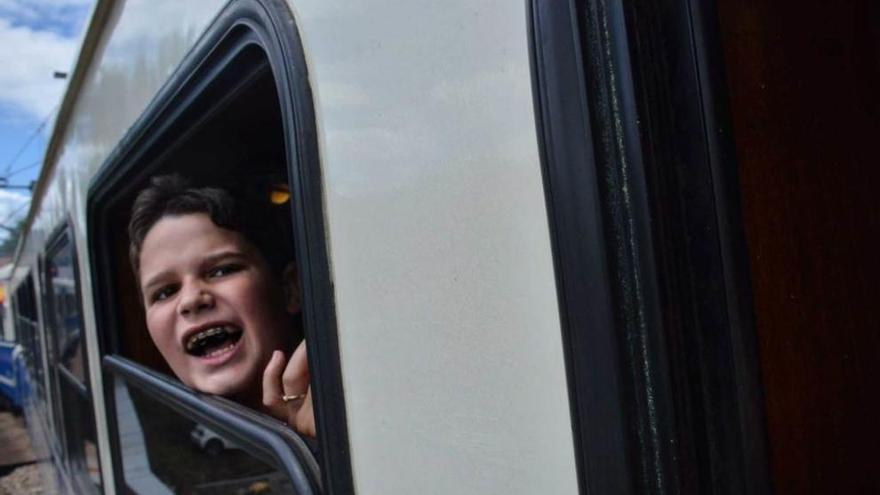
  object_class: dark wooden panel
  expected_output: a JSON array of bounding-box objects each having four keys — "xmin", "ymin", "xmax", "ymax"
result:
[{"xmin": 717, "ymin": 1, "xmax": 880, "ymax": 493}]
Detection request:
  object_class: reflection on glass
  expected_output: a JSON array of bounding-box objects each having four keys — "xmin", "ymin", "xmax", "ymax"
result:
[
  {"xmin": 15, "ymin": 280, "xmax": 45, "ymax": 401},
  {"xmin": 85, "ymin": 440, "xmax": 100, "ymax": 486},
  {"xmin": 48, "ymin": 244, "xmax": 86, "ymax": 383},
  {"xmin": 115, "ymin": 378, "xmax": 293, "ymax": 494},
  {"xmin": 47, "ymin": 236, "xmax": 102, "ymax": 493},
  {"xmin": 59, "ymin": 371, "xmax": 101, "ymax": 493},
  {"xmin": 16, "ymin": 316, "xmax": 44, "ymax": 401}
]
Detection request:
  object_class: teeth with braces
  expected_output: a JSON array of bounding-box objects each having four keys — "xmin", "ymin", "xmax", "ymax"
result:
[{"xmin": 185, "ymin": 325, "xmax": 240, "ymax": 353}]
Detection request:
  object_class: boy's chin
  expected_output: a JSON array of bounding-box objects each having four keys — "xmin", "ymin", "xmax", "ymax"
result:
[{"xmin": 189, "ymin": 371, "xmax": 254, "ymax": 398}]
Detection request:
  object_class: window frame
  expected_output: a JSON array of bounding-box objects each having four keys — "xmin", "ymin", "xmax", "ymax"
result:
[
  {"xmin": 86, "ymin": 1, "xmax": 350, "ymax": 493},
  {"xmin": 528, "ymin": 0, "xmax": 769, "ymax": 493}
]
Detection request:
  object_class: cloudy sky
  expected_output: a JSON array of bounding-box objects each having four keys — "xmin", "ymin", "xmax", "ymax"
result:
[{"xmin": 0, "ymin": 0, "xmax": 94, "ymax": 240}]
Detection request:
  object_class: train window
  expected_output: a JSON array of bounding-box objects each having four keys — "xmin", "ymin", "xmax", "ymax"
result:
[
  {"xmin": 96, "ymin": 52, "xmax": 301, "ymax": 403},
  {"xmin": 104, "ymin": 356, "xmax": 320, "ymax": 494},
  {"xmin": 13, "ymin": 274, "xmax": 44, "ymax": 402},
  {"xmin": 115, "ymin": 378, "xmax": 290, "ymax": 494},
  {"xmin": 110, "ymin": 58, "xmax": 293, "ymax": 372},
  {"xmin": 87, "ymin": 2, "xmax": 342, "ymax": 493},
  {"xmin": 43, "ymin": 226, "xmax": 102, "ymax": 493}
]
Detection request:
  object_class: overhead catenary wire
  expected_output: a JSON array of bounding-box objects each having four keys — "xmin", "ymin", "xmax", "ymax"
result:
[
  {"xmin": 1, "ymin": 103, "xmax": 60, "ymax": 177},
  {"xmin": 4, "ymin": 159, "xmax": 41, "ymax": 179}
]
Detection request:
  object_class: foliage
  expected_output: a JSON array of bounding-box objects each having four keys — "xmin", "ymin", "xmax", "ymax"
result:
[{"xmin": 0, "ymin": 218, "xmax": 25, "ymax": 258}]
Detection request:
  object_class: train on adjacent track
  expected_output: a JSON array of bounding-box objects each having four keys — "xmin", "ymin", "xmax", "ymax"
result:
[
  {"xmin": 0, "ymin": 340, "xmax": 26, "ymax": 412},
  {"xmin": 1, "ymin": 0, "xmax": 876, "ymax": 494}
]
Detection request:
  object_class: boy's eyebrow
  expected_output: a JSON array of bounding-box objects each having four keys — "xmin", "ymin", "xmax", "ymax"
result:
[
  {"xmin": 199, "ymin": 250, "xmax": 249, "ymax": 266},
  {"xmin": 140, "ymin": 270, "xmax": 174, "ymax": 294}
]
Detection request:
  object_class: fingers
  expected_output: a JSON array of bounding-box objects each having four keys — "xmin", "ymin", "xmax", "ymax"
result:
[
  {"xmin": 295, "ymin": 389, "xmax": 317, "ymax": 437},
  {"xmin": 284, "ymin": 342, "xmax": 316, "ymax": 437},
  {"xmin": 261, "ymin": 343, "xmax": 316, "ymax": 437},
  {"xmin": 262, "ymin": 350, "xmax": 286, "ymax": 410},
  {"xmin": 282, "ymin": 340, "xmax": 310, "ymax": 396}
]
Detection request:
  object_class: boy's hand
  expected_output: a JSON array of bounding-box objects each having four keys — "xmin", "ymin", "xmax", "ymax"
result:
[{"xmin": 262, "ymin": 341, "xmax": 316, "ymax": 437}]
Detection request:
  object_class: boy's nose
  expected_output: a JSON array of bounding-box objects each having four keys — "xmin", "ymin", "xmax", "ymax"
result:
[{"xmin": 178, "ymin": 282, "xmax": 215, "ymax": 316}]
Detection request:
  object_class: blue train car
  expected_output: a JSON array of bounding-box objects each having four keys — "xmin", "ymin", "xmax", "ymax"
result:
[{"xmin": 0, "ymin": 340, "xmax": 25, "ymax": 412}]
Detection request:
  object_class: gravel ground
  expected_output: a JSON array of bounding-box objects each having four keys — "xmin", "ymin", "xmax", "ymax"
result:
[
  {"xmin": 0, "ymin": 463, "xmax": 46, "ymax": 495},
  {"xmin": 0, "ymin": 410, "xmax": 46, "ymax": 494}
]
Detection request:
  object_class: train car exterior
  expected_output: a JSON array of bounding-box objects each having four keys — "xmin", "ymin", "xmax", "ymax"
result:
[
  {"xmin": 9, "ymin": 0, "xmax": 874, "ymax": 494},
  {"xmin": 9, "ymin": 2, "xmax": 593, "ymax": 492}
]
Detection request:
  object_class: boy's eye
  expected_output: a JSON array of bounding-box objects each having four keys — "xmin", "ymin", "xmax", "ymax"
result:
[
  {"xmin": 208, "ymin": 263, "xmax": 242, "ymax": 278},
  {"xmin": 150, "ymin": 285, "xmax": 178, "ymax": 303}
]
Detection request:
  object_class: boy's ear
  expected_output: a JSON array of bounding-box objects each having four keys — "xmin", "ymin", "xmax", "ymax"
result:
[{"xmin": 282, "ymin": 262, "xmax": 302, "ymax": 314}]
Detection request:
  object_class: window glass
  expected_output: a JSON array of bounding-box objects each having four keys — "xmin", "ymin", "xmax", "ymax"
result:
[
  {"xmin": 47, "ymin": 243, "xmax": 86, "ymax": 383},
  {"xmin": 44, "ymin": 232, "xmax": 102, "ymax": 493},
  {"xmin": 59, "ymin": 373, "xmax": 101, "ymax": 488},
  {"xmin": 14, "ymin": 277, "xmax": 44, "ymax": 401},
  {"xmin": 114, "ymin": 377, "xmax": 292, "ymax": 494}
]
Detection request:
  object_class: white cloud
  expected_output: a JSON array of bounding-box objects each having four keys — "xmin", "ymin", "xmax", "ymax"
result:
[
  {"xmin": 0, "ymin": 0, "xmax": 92, "ymax": 26},
  {"xmin": 0, "ymin": 1, "xmax": 89, "ymax": 120}
]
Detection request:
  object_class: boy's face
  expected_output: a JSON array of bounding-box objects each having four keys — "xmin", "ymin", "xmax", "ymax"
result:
[{"xmin": 138, "ymin": 213, "xmax": 295, "ymax": 398}]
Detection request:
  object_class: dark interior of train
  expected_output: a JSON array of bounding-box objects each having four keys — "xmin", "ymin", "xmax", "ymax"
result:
[
  {"xmin": 717, "ymin": 0, "xmax": 879, "ymax": 492},
  {"xmin": 105, "ymin": 50, "xmax": 292, "ymax": 376}
]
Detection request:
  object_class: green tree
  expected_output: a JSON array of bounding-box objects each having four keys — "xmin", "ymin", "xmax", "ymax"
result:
[{"xmin": 0, "ymin": 218, "xmax": 25, "ymax": 258}]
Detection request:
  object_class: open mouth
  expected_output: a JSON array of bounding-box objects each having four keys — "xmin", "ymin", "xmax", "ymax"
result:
[{"xmin": 185, "ymin": 325, "xmax": 243, "ymax": 358}]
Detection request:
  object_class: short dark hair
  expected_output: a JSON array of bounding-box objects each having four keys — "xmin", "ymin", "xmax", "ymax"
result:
[{"xmin": 128, "ymin": 174, "xmax": 293, "ymax": 280}]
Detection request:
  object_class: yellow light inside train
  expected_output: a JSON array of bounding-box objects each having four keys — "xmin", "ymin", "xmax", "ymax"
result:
[{"xmin": 270, "ymin": 183, "xmax": 291, "ymax": 204}]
